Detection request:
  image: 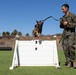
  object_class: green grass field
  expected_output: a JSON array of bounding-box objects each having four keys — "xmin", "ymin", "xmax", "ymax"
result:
[{"xmin": 0, "ymin": 50, "xmax": 76, "ymax": 75}]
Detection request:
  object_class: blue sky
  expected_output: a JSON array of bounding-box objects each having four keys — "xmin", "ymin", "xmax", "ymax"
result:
[{"xmin": 0, "ymin": 0, "xmax": 76, "ymax": 36}]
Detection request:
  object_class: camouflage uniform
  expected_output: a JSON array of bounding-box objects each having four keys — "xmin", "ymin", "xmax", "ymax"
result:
[{"xmin": 60, "ymin": 12, "xmax": 76, "ymax": 66}]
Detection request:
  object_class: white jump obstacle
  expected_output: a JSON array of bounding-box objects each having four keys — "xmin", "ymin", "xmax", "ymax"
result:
[{"xmin": 10, "ymin": 40, "xmax": 60, "ymax": 70}]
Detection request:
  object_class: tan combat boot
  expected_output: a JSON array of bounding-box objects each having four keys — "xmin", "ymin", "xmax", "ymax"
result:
[
  {"xmin": 66, "ymin": 62, "xmax": 71, "ymax": 68},
  {"xmin": 73, "ymin": 61, "xmax": 76, "ymax": 69}
]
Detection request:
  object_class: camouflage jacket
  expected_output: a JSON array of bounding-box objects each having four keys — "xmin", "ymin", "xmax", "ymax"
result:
[{"xmin": 60, "ymin": 12, "xmax": 76, "ymax": 34}]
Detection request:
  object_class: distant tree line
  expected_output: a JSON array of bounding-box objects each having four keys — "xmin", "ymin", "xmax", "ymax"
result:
[
  {"xmin": 1, "ymin": 29, "xmax": 31, "ymax": 38},
  {"xmin": 2, "ymin": 29, "xmax": 22, "ymax": 38}
]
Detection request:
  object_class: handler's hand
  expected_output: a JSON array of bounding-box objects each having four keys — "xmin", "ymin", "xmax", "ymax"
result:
[{"xmin": 63, "ymin": 21, "xmax": 69, "ymax": 25}]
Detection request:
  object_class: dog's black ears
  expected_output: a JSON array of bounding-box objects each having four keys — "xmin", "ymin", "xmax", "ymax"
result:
[{"xmin": 36, "ymin": 20, "xmax": 38, "ymax": 23}]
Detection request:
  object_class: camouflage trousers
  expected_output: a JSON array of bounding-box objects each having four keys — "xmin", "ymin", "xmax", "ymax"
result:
[{"xmin": 62, "ymin": 32, "xmax": 76, "ymax": 63}]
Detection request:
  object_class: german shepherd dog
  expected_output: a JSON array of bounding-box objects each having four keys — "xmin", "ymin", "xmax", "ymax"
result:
[
  {"xmin": 32, "ymin": 20, "xmax": 43, "ymax": 37},
  {"xmin": 32, "ymin": 16, "xmax": 58, "ymax": 38}
]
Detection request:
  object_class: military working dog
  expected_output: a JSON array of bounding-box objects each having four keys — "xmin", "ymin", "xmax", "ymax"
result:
[
  {"xmin": 32, "ymin": 20, "xmax": 44, "ymax": 37},
  {"xmin": 32, "ymin": 16, "xmax": 59, "ymax": 38}
]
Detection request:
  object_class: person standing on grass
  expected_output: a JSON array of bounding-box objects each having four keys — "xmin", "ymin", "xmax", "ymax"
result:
[{"xmin": 60, "ymin": 4, "xmax": 76, "ymax": 68}]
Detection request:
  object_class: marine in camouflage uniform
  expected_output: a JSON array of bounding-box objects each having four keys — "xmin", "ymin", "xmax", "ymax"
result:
[{"xmin": 60, "ymin": 4, "xmax": 76, "ymax": 68}]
